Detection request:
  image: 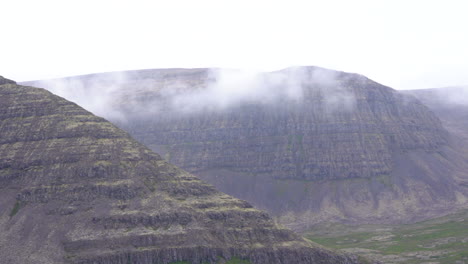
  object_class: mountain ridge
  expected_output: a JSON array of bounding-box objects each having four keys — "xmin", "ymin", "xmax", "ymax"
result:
[
  {"xmin": 0, "ymin": 77, "xmax": 369, "ymax": 263},
  {"xmin": 22, "ymin": 67, "xmax": 468, "ymax": 231}
]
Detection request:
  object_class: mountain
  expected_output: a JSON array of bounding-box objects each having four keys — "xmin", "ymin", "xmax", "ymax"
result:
[
  {"xmin": 403, "ymin": 86, "xmax": 468, "ymax": 155},
  {"xmin": 0, "ymin": 75, "xmax": 369, "ymax": 264},
  {"xmin": 23, "ymin": 67, "xmax": 468, "ymax": 231}
]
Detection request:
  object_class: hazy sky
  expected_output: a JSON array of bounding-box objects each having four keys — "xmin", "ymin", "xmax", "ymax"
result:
[{"xmin": 1, "ymin": 0, "xmax": 467, "ymax": 89}]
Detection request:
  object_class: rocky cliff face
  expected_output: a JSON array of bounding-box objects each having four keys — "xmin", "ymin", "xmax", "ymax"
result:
[
  {"xmin": 404, "ymin": 87, "xmax": 468, "ymax": 147},
  {"xmin": 0, "ymin": 75, "xmax": 15, "ymax": 85},
  {"xmin": 0, "ymin": 77, "xmax": 368, "ymax": 263},
  {"xmin": 24, "ymin": 67, "xmax": 468, "ymax": 230},
  {"xmin": 404, "ymin": 87, "xmax": 468, "ymax": 188}
]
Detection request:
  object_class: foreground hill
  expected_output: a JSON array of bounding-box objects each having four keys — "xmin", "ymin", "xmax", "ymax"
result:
[
  {"xmin": 24, "ymin": 67, "xmax": 468, "ymax": 230},
  {"xmin": 0, "ymin": 75, "xmax": 367, "ymax": 264}
]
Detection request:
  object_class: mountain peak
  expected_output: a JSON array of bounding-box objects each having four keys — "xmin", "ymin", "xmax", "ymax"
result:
[{"xmin": 0, "ymin": 75, "xmax": 16, "ymax": 85}]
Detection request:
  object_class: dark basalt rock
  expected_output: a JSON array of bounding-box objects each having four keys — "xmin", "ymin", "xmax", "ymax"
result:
[
  {"xmin": 24, "ymin": 67, "xmax": 468, "ymax": 230},
  {"xmin": 0, "ymin": 75, "xmax": 15, "ymax": 85},
  {"xmin": 0, "ymin": 78, "xmax": 371, "ymax": 263},
  {"xmin": 403, "ymin": 87, "xmax": 468, "ymax": 150}
]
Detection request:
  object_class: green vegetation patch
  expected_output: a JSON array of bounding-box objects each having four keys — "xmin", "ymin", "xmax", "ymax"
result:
[
  {"xmin": 9, "ymin": 200, "xmax": 23, "ymax": 217},
  {"xmin": 225, "ymin": 257, "xmax": 250, "ymax": 264},
  {"xmin": 168, "ymin": 258, "xmax": 250, "ymax": 264},
  {"xmin": 304, "ymin": 210, "xmax": 468, "ymax": 264}
]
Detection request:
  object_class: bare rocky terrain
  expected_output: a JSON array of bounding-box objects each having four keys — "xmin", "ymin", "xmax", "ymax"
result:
[
  {"xmin": 404, "ymin": 86, "xmax": 468, "ymax": 163},
  {"xmin": 24, "ymin": 67, "xmax": 468, "ymax": 231},
  {"xmin": 0, "ymin": 75, "xmax": 370, "ymax": 264}
]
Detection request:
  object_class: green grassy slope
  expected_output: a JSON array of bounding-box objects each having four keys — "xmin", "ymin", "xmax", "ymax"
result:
[{"xmin": 304, "ymin": 210, "xmax": 468, "ymax": 263}]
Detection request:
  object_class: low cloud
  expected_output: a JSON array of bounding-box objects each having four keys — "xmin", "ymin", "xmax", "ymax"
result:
[
  {"xmin": 24, "ymin": 72, "xmax": 129, "ymax": 122},
  {"xmin": 437, "ymin": 86, "xmax": 468, "ymax": 106},
  {"xmin": 22, "ymin": 67, "xmax": 358, "ymax": 121}
]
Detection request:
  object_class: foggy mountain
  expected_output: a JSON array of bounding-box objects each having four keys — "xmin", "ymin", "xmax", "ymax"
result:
[
  {"xmin": 404, "ymin": 86, "xmax": 468, "ymax": 151},
  {"xmin": 1, "ymin": 75, "xmax": 373, "ymax": 263},
  {"xmin": 23, "ymin": 67, "xmax": 468, "ymax": 231}
]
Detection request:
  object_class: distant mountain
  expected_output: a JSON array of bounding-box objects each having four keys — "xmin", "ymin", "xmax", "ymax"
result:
[
  {"xmin": 403, "ymin": 86, "xmax": 468, "ymax": 151},
  {"xmin": 1, "ymin": 75, "xmax": 368, "ymax": 264},
  {"xmin": 24, "ymin": 67, "xmax": 468, "ymax": 231}
]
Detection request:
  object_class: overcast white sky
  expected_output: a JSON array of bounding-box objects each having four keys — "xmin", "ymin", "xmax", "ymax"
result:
[{"xmin": 1, "ymin": 0, "xmax": 467, "ymax": 89}]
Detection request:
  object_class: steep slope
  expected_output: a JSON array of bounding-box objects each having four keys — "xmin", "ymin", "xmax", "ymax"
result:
[
  {"xmin": 403, "ymin": 87, "xmax": 468, "ymax": 152},
  {"xmin": 24, "ymin": 68, "xmax": 468, "ymax": 230},
  {"xmin": 0, "ymin": 75, "xmax": 367, "ymax": 264},
  {"xmin": 403, "ymin": 86, "xmax": 468, "ymax": 193}
]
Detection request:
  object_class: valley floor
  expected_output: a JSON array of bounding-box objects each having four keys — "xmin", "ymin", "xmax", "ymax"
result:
[{"xmin": 304, "ymin": 210, "xmax": 468, "ymax": 264}]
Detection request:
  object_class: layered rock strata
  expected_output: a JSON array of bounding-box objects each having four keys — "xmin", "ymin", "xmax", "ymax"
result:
[{"xmin": 0, "ymin": 76, "xmax": 367, "ymax": 263}]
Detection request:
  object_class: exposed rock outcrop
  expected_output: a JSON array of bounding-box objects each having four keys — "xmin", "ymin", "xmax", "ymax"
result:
[{"xmin": 0, "ymin": 75, "xmax": 15, "ymax": 85}]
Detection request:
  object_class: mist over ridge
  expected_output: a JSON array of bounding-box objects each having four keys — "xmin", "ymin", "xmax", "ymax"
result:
[
  {"xmin": 22, "ymin": 65, "xmax": 468, "ymax": 230},
  {"xmin": 1, "ymin": 74, "xmax": 371, "ymax": 264},
  {"xmin": 22, "ymin": 66, "xmax": 367, "ymax": 122}
]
